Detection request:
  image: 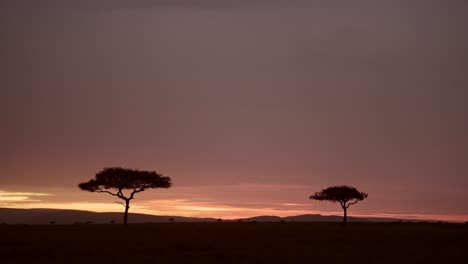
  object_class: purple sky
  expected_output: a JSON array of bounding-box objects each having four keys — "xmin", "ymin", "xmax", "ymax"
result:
[{"xmin": 1, "ymin": 0, "xmax": 468, "ymax": 221}]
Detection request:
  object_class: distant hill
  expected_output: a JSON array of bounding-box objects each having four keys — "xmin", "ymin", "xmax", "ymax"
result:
[
  {"xmin": 237, "ymin": 215, "xmax": 283, "ymax": 222},
  {"xmin": 0, "ymin": 208, "xmax": 217, "ymax": 224},
  {"xmin": 282, "ymin": 214, "xmax": 403, "ymax": 222},
  {"xmin": 237, "ymin": 214, "xmax": 400, "ymax": 223},
  {"xmin": 0, "ymin": 208, "xmax": 436, "ymax": 225}
]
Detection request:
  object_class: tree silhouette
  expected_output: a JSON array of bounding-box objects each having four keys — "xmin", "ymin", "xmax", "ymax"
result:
[
  {"xmin": 309, "ymin": 185, "xmax": 368, "ymax": 227},
  {"xmin": 78, "ymin": 167, "xmax": 172, "ymax": 225}
]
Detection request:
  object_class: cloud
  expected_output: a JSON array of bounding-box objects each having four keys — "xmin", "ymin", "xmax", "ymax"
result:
[
  {"xmin": 0, "ymin": 190, "xmax": 53, "ymax": 204},
  {"xmin": 279, "ymin": 203, "xmax": 303, "ymax": 206},
  {"xmin": 137, "ymin": 198, "xmax": 315, "ymax": 218},
  {"xmin": 0, "ymin": 191, "xmax": 52, "ymax": 197}
]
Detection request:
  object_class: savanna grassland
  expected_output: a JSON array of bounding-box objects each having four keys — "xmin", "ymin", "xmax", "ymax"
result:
[{"xmin": 1, "ymin": 222, "xmax": 467, "ymax": 264}]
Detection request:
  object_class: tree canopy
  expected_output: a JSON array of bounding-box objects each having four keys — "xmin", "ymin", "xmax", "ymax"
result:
[
  {"xmin": 79, "ymin": 167, "xmax": 172, "ymax": 225},
  {"xmin": 310, "ymin": 185, "xmax": 368, "ymax": 226},
  {"xmin": 310, "ymin": 185, "xmax": 367, "ymax": 205},
  {"xmin": 79, "ymin": 167, "xmax": 172, "ymax": 195}
]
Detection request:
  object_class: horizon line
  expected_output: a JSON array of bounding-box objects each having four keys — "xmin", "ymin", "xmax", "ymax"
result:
[{"xmin": 1, "ymin": 206, "xmax": 466, "ymax": 223}]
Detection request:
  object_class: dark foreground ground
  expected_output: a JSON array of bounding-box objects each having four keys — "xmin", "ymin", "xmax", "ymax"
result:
[{"xmin": 1, "ymin": 222, "xmax": 467, "ymax": 264}]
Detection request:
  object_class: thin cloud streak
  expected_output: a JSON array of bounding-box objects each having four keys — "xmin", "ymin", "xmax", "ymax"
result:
[
  {"xmin": 0, "ymin": 190, "xmax": 53, "ymax": 203},
  {"xmin": 0, "ymin": 190, "xmax": 52, "ymax": 196},
  {"xmin": 0, "ymin": 202, "xmax": 147, "ymax": 213}
]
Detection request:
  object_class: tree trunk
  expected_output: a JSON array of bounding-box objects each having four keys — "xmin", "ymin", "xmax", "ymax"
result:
[
  {"xmin": 343, "ymin": 207, "xmax": 348, "ymax": 227},
  {"xmin": 123, "ymin": 200, "xmax": 130, "ymax": 226}
]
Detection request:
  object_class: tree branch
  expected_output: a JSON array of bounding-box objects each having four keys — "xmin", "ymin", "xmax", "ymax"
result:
[
  {"xmin": 339, "ymin": 201, "xmax": 345, "ymax": 209},
  {"xmin": 95, "ymin": 189, "xmax": 118, "ymax": 196},
  {"xmin": 129, "ymin": 187, "xmax": 146, "ymax": 200},
  {"xmin": 346, "ymin": 199, "xmax": 360, "ymax": 208},
  {"xmin": 117, "ymin": 189, "xmax": 129, "ymax": 200}
]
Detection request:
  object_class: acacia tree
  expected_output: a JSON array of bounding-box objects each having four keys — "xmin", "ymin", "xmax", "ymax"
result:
[
  {"xmin": 309, "ymin": 185, "xmax": 368, "ymax": 227},
  {"xmin": 79, "ymin": 167, "xmax": 172, "ymax": 225}
]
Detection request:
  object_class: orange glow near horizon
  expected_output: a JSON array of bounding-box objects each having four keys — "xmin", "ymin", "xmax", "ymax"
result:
[
  {"xmin": 1, "ymin": 189, "xmax": 467, "ymax": 222},
  {"xmin": 2, "ymin": 203, "xmax": 467, "ymax": 222}
]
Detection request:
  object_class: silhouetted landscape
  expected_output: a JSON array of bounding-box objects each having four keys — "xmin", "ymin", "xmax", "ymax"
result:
[
  {"xmin": 3, "ymin": 208, "xmax": 467, "ymax": 263},
  {"xmin": 0, "ymin": 208, "xmax": 449, "ymax": 225},
  {"xmin": 1, "ymin": 220, "xmax": 467, "ymax": 264}
]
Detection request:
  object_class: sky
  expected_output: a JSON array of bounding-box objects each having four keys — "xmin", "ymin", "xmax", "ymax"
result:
[{"xmin": 1, "ymin": 0, "xmax": 468, "ymax": 222}]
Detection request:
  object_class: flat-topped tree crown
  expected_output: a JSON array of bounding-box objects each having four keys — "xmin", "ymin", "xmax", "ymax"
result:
[
  {"xmin": 79, "ymin": 167, "xmax": 172, "ymax": 225},
  {"xmin": 79, "ymin": 167, "xmax": 172, "ymax": 192},
  {"xmin": 310, "ymin": 185, "xmax": 367, "ymax": 204},
  {"xmin": 309, "ymin": 185, "xmax": 368, "ymax": 226}
]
